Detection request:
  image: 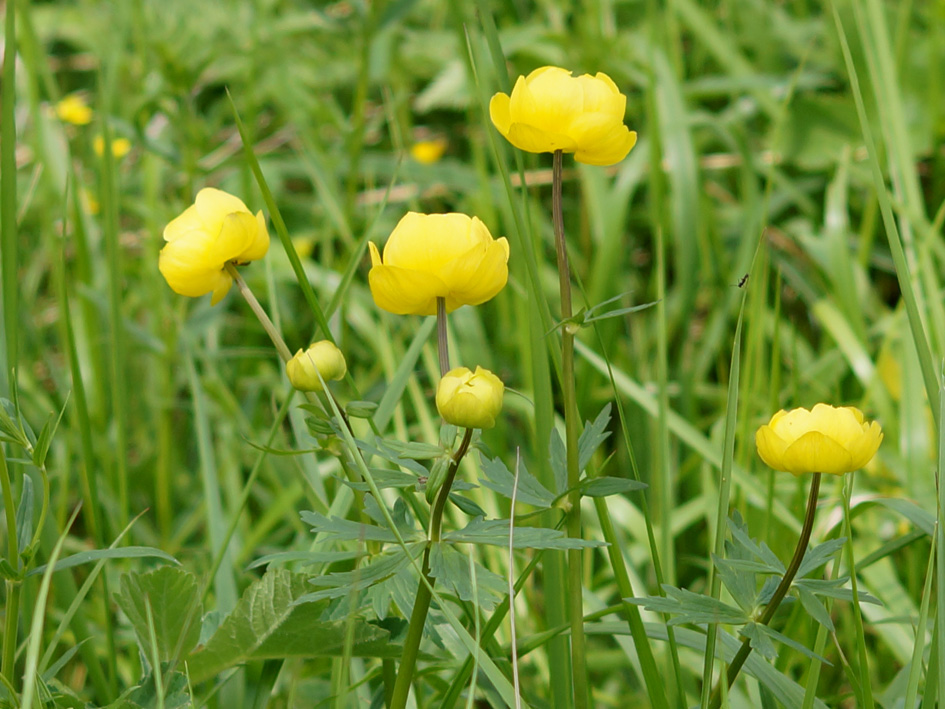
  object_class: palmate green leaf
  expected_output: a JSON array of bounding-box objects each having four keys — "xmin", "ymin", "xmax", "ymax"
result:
[
  {"xmin": 576, "ymin": 476, "xmax": 646, "ymax": 498},
  {"xmin": 300, "ymin": 506, "xmax": 423, "ymax": 544},
  {"xmin": 797, "ymin": 585, "xmax": 835, "ymax": 631},
  {"xmin": 479, "ymin": 454, "xmax": 555, "ymax": 508},
  {"xmin": 578, "ymin": 404, "xmax": 612, "ymax": 472},
  {"xmin": 745, "ymin": 622, "xmax": 830, "ymax": 664},
  {"xmin": 795, "ymin": 577, "xmax": 882, "ymax": 605},
  {"xmin": 712, "ymin": 556, "xmax": 760, "ymax": 614},
  {"xmin": 115, "ymin": 567, "xmax": 202, "ymax": 663},
  {"xmin": 302, "ymin": 544, "xmax": 425, "ymax": 603},
  {"xmin": 186, "ymin": 569, "xmax": 397, "ymax": 684},
  {"xmin": 247, "ymin": 550, "xmax": 363, "ymax": 570},
  {"xmin": 15, "ymin": 474, "xmax": 33, "ymax": 556},
  {"xmin": 376, "ymin": 438, "xmax": 445, "ymax": 461},
  {"xmin": 443, "ymin": 517, "xmax": 603, "ymax": 550},
  {"xmin": 728, "ymin": 515, "xmax": 784, "ymax": 572},
  {"xmin": 355, "ymin": 439, "xmax": 429, "ymax": 477},
  {"xmin": 428, "ymin": 542, "xmax": 506, "ymax": 612},
  {"xmin": 338, "ymin": 468, "xmax": 418, "ymax": 492},
  {"xmin": 362, "ymin": 496, "xmax": 419, "ymax": 540},
  {"xmin": 796, "ymin": 538, "xmax": 847, "ymax": 579},
  {"xmin": 549, "ymin": 429, "xmax": 568, "ymax": 495},
  {"xmin": 627, "ymin": 586, "xmax": 749, "ymax": 626}
]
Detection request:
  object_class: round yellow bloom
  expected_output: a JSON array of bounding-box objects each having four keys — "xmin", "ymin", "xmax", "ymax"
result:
[
  {"xmin": 93, "ymin": 135, "xmax": 132, "ymax": 159},
  {"xmin": 410, "ymin": 138, "xmax": 448, "ymax": 164},
  {"xmin": 489, "ymin": 66, "xmax": 637, "ymax": 166},
  {"xmin": 436, "ymin": 366, "xmax": 504, "ymax": 430},
  {"xmin": 368, "ymin": 212, "xmax": 509, "ymax": 316},
  {"xmin": 286, "ymin": 341, "xmax": 347, "ymax": 392},
  {"xmin": 158, "ymin": 188, "xmax": 270, "ymax": 306},
  {"xmin": 755, "ymin": 404, "xmax": 883, "ymax": 476},
  {"xmin": 55, "ymin": 94, "xmax": 93, "ymax": 126}
]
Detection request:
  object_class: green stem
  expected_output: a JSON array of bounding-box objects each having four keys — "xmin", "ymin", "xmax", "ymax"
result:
[
  {"xmin": 1, "ymin": 446, "xmax": 19, "ymax": 691},
  {"xmin": 708, "ymin": 472, "xmax": 822, "ymax": 708},
  {"xmin": 24, "ymin": 465, "xmax": 49, "ymax": 562},
  {"xmin": 552, "ymin": 149, "xmax": 589, "ymax": 708},
  {"xmin": 226, "ymin": 263, "xmax": 293, "ymax": 363},
  {"xmin": 390, "ymin": 427, "xmax": 473, "ymax": 709},
  {"xmin": 436, "ymin": 297, "xmax": 450, "ymax": 377}
]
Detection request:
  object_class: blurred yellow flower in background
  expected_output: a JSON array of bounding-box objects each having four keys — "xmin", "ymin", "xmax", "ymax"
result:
[
  {"xmin": 93, "ymin": 135, "xmax": 132, "ymax": 159},
  {"xmin": 56, "ymin": 94, "xmax": 93, "ymax": 125},
  {"xmin": 489, "ymin": 66, "xmax": 637, "ymax": 166},
  {"xmin": 158, "ymin": 188, "xmax": 270, "ymax": 305},
  {"xmin": 436, "ymin": 366, "xmax": 504, "ymax": 429},
  {"xmin": 410, "ymin": 137, "xmax": 448, "ymax": 164},
  {"xmin": 286, "ymin": 341, "xmax": 347, "ymax": 391},
  {"xmin": 756, "ymin": 404, "xmax": 882, "ymax": 476},
  {"xmin": 368, "ymin": 212, "xmax": 509, "ymax": 316}
]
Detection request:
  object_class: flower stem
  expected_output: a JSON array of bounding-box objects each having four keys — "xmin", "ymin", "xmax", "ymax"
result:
[
  {"xmin": 708, "ymin": 472, "xmax": 823, "ymax": 708},
  {"xmin": 552, "ymin": 148, "xmax": 589, "ymax": 709},
  {"xmin": 436, "ymin": 297, "xmax": 450, "ymax": 377},
  {"xmin": 390, "ymin": 427, "xmax": 473, "ymax": 709},
  {"xmin": 1, "ymin": 446, "xmax": 20, "ymax": 692},
  {"xmin": 226, "ymin": 263, "xmax": 293, "ymax": 363}
]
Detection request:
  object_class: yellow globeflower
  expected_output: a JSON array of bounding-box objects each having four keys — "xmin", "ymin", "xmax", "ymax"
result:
[
  {"xmin": 158, "ymin": 188, "xmax": 270, "ymax": 305},
  {"xmin": 489, "ymin": 66, "xmax": 637, "ymax": 166},
  {"xmin": 286, "ymin": 341, "xmax": 347, "ymax": 392},
  {"xmin": 55, "ymin": 94, "xmax": 93, "ymax": 125},
  {"xmin": 410, "ymin": 137, "xmax": 448, "ymax": 164},
  {"xmin": 368, "ymin": 212, "xmax": 509, "ymax": 316},
  {"xmin": 755, "ymin": 404, "xmax": 883, "ymax": 476},
  {"xmin": 93, "ymin": 135, "xmax": 132, "ymax": 159},
  {"xmin": 436, "ymin": 366, "xmax": 504, "ymax": 430}
]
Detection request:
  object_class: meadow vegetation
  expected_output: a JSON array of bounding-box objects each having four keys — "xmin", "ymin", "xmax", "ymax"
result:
[{"xmin": 2, "ymin": 0, "xmax": 945, "ymax": 707}]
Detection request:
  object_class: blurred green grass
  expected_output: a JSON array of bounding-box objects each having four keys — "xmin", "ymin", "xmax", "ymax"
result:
[{"xmin": 2, "ymin": 0, "xmax": 945, "ymax": 706}]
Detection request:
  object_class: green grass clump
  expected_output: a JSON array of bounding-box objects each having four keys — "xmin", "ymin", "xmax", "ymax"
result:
[{"xmin": 2, "ymin": 0, "xmax": 945, "ymax": 707}]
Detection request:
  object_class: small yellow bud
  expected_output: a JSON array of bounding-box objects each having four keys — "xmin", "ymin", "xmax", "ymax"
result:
[
  {"xmin": 286, "ymin": 341, "xmax": 347, "ymax": 392},
  {"xmin": 93, "ymin": 135, "xmax": 132, "ymax": 159},
  {"xmin": 435, "ymin": 366, "xmax": 504, "ymax": 430},
  {"xmin": 755, "ymin": 404, "xmax": 883, "ymax": 476},
  {"xmin": 410, "ymin": 137, "xmax": 448, "ymax": 164}
]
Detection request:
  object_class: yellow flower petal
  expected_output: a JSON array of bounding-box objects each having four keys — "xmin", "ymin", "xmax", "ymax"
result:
[
  {"xmin": 489, "ymin": 65, "xmax": 636, "ymax": 166},
  {"xmin": 755, "ymin": 404, "xmax": 882, "ymax": 475},
  {"xmin": 368, "ymin": 263, "xmax": 449, "ymax": 316}
]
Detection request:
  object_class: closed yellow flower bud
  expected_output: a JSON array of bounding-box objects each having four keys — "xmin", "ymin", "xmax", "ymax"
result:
[
  {"xmin": 55, "ymin": 94, "xmax": 93, "ymax": 126},
  {"xmin": 755, "ymin": 404, "xmax": 882, "ymax": 476},
  {"xmin": 436, "ymin": 366, "xmax": 504, "ymax": 430},
  {"xmin": 286, "ymin": 341, "xmax": 347, "ymax": 392},
  {"xmin": 368, "ymin": 212, "xmax": 509, "ymax": 316},
  {"xmin": 158, "ymin": 188, "xmax": 270, "ymax": 305},
  {"xmin": 489, "ymin": 66, "xmax": 637, "ymax": 166}
]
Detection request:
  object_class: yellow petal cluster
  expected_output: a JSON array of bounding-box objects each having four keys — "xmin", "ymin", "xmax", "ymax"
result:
[
  {"xmin": 410, "ymin": 137, "xmax": 448, "ymax": 164},
  {"xmin": 56, "ymin": 94, "xmax": 93, "ymax": 126},
  {"xmin": 158, "ymin": 188, "xmax": 270, "ymax": 305},
  {"xmin": 93, "ymin": 135, "xmax": 132, "ymax": 159},
  {"xmin": 489, "ymin": 66, "xmax": 637, "ymax": 166},
  {"xmin": 286, "ymin": 341, "xmax": 347, "ymax": 392},
  {"xmin": 368, "ymin": 212, "xmax": 509, "ymax": 316},
  {"xmin": 436, "ymin": 366, "xmax": 504, "ymax": 430},
  {"xmin": 755, "ymin": 404, "xmax": 883, "ymax": 476}
]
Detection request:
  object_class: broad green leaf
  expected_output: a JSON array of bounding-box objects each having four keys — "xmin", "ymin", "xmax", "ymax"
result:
[
  {"xmin": 107, "ymin": 668, "xmax": 190, "ymax": 709},
  {"xmin": 576, "ymin": 476, "xmax": 646, "ymax": 498},
  {"xmin": 186, "ymin": 569, "xmax": 397, "ymax": 684},
  {"xmin": 797, "ymin": 586, "xmax": 834, "ymax": 631},
  {"xmin": 795, "ymin": 578, "xmax": 882, "ymax": 605},
  {"xmin": 443, "ymin": 517, "xmax": 602, "ymax": 549},
  {"xmin": 28, "ymin": 547, "xmax": 180, "ymax": 577},
  {"xmin": 740, "ymin": 622, "xmax": 778, "ymax": 661},
  {"xmin": 750, "ymin": 623, "xmax": 830, "ymax": 664},
  {"xmin": 479, "ymin": 454, "xmax": 555, "ymax": 508},
  {"xmin": 712, "ymin": 556, "xmax": 760, "ymax": 614},
  {"xmin": 428, "ymin": 543, "xmax": 506, "ymax": 611},
  {"xmin": 115, "ymin": 567, "xmax": 202, "ymax": 663}
]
